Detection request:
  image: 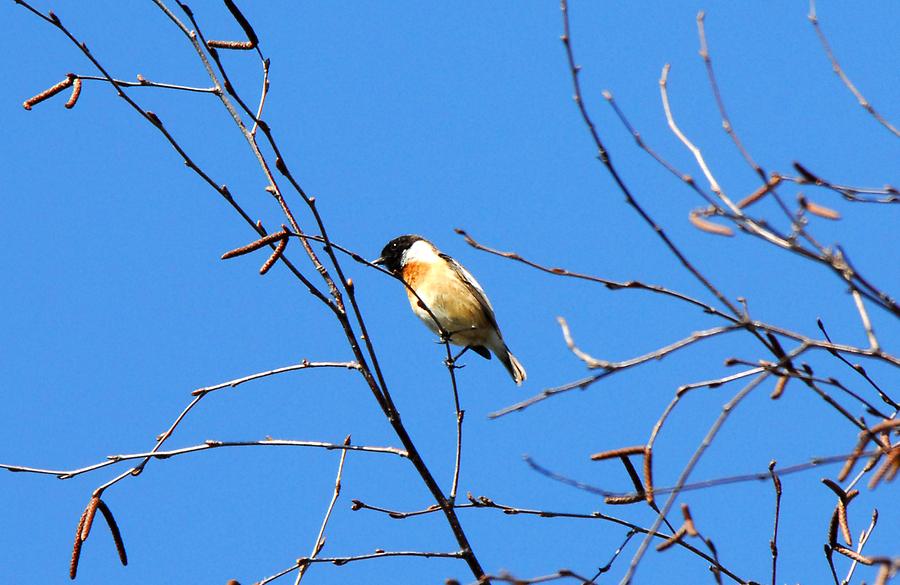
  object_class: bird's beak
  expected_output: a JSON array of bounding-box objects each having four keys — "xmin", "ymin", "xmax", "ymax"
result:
[{"xmin": 372, "ymin": 256, "xmax": 386, "ymax": 266}]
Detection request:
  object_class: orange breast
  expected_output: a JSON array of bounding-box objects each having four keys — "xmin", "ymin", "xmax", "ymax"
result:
[
  {"xmin": 402, "ymin": 260, "xmax": 429, "ymax": 290},
  {"xmin": 401, "ymin": 259, "xmax": 493, "ymax": 346}
]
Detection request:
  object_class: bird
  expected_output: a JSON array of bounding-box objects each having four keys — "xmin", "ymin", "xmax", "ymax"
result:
[{"xmin": 374, "ymin": 234, "xmax": 526, "ymax": 385}]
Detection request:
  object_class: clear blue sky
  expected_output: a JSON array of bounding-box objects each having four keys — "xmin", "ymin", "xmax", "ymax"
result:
[{"xmin": 2, "ymin": 2, "xmax": 897, "ymax": 584}]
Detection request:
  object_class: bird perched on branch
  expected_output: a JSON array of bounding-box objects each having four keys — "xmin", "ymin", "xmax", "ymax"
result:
[{"xmin": 374, "ymin": 235, "xmax": 526, "ymax": 385}]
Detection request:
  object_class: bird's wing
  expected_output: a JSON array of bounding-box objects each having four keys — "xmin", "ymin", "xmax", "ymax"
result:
[{"xmin": 439, "ymin": 252, "xmax": 500, "ymax": 331}]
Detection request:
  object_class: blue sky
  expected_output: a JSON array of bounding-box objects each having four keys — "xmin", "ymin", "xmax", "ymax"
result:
[{"xmin": 2, "ymin": 2, "xmax": 898, "ymax": 584}]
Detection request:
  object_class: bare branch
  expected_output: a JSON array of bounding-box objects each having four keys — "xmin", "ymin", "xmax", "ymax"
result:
[
  {"xmin": 472, "ymin": 569, "xmax": 594, "ymax": 585},
  {"xmin": 0, "ymin": 439, "xmax": 404, "ymax": 480},
  {"xmin": 256, "ymin": 550, "xmax": 466, "ymax": 585},
  {"xmin": 842, "ymin": 510, "xmax": 879, "ymax": 584},
  {"xmin": 525, "ymin": 448, "xmax": 884, "ymax": 500},
  {"xmin": 14, "ymin": 1, "xmax": 490, "ymax": 577},
  {"xmin": 294, "ymin": 436, "xmax": 352, "ymax": 584},
  {"xmin": 659, "ymin": 64, "xmax": 739, "ymax": 214},
  {"xmin": 623, "ymin": 372, "xmax": 771, "ymax": 583},
  {"xmin": 561, "ymin": 318, "xmax": 740, "ymax": 371},
  {"xmin": 465, "ymin": 495, "xmax": 746, "ymax": 584},
  {"xmin": 558, "ymin": 0, "xmax": 744, "ymax": 321},
  {"xmin": 808, "ymin": 0, "xmax": 900, "ymax": 138},
  {"xmin": 76, "ymin": 73, "xmax": 217, "ymax": 93},
  {"xmin": 769, "ymin": 462, "xmax": 782, "ymax": 585},
  {"xmin": 192, "ymin": 360, "xmax": 360, "ymax": 397},
  {"xmin": 355, "ymin": 495, "xmax": 747, "ymax": 584},
  {"xmin": 780, "ymin": 164, "xmax": 899, "ymax": 204}
]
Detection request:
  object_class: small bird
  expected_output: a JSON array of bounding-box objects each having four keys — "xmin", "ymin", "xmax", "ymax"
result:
[{"xmin": 375, "ymin": 235, "xmax": 526, "ymax": 385}]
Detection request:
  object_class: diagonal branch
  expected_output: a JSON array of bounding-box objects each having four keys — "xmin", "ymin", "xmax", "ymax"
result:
[
  {"xmin": 558, "ymin": 0, "xmax": 743, "ymax": 321},
  {"xmin": 294, "ymin": 436, "xmax": 351, "ymax": 584},
  {"xmin": 622, "ymin": 372, "xmax": 772, "ymax": 583},
  {"xmin": 808, "ymin": 0, "xmax": 900, "ymax": 139},
  {"xmin": 192, "ymin": 360, "xmax": 360, "ymax": 396}
]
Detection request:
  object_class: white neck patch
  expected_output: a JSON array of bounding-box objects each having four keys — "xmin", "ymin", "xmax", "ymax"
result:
[{"xmin": 403, "ymin": 239, "xmax": 440, "ymax": 265}]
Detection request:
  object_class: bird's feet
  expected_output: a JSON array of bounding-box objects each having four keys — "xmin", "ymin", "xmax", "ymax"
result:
[{"xmin": 444, "ymin": 357, "xmax": 466, "ymax": 370}]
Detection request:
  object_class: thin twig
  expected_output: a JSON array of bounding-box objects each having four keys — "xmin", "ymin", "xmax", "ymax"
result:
[
  {"xmin": 192, "ymin": 360, "xmax": 360, "ymax": 396},
  {"xmin": 696, "ymin": 12, "xmax": 759, "ymax": 176},
  {"xmin": 779, "ymin": 167, "xmax": 899, "ymax": 204},
  {"xmin": 723, "ymin": 355, "xmax": 889, "ymax": 418},
  {"xmin": 464, "ymin": 230, "xmax": 897, "ymax": 418},
  {"xmin": 447, "ymin": 355, "xmax": 465, "ymax": 503},
  {"xmin": 488, "ymin": 375, "xmax": 597, "ymax": 419},
  {"xmin": 458, "ymin": 229, "xmax": 736, "ymax": 323},
  {"xmin": 768, "ymin": 461, "xmax": 782, "ymax": 585},
  {"xmin": 153, "ymin": 3, "xmax": 487, "ymax": 575},
  {"xmin": 251, "ymin": 57, "xmax": 271, "ymax": 136},
  {"xmin": 16, "ymin": 1, "xmax": 333, "ymax": 313},
  {"xmin": 808, "ymin": 0, "xmax": 900, "ymax": 139},
  {"xmin": 622, "ymin": 372, "xmax": 771, "ymax": 583},
  {"xmin": 76, "ymin": 74, "xmax": 217, "ymax": 93},
  {"xmin": 851, "ymin": 287, "xmax": 880, "ymax": 351},
  {"xmin": 524, "ymin": 446, "xmax": 883, "ymax": 500},
  {"xmin": 256, "ymin": 550, "xmax": 466, "ymax": 585},
  {"xmin": 17, "ymin": 4, "xmax": 483, "ymax": 576},
  {"xmin": 659, "ymin": 64, "xmax": 799, "ymax": 261},
  {"xmin": 559, "ymin": 317, "xmax": 739, "ymax": 370},
  {"xmin": 464, "ymin": 495, "xmax": 746, "ymax": 584},
  {"xmin": 1, "ymin": 440, "xmax": 404, "ymax": 479},
  {"xmin": 294, "ymin": 436, "xmax": 351, "ymax": 584},
  {"xmin": 172, "ymin": 9, "xmax": 489, "ymax": 562},
  {"xmin": 607, "ymin": 77, "xmax": 899, "ymax": 317},
  {"xmin": 842, "ymin": 510, "xmax": 879, "ymax": 585},
  {"xmin": 558, "ymin": 0, "xmax": 744, "ymax": 323},
  {"xmin": 473, "ymin": 569, "xmax": 594, "ymax": 585},
  {"xmin": 355, "ymin": 495, "xmax": 746, "ymax": 584},
  {"xmin": 695, "ymin": 12, "xmax": 796, "ymax": 226},
  {"xmin": 594, "ymin": 530, "xmax": 638, "ymax": 579}
]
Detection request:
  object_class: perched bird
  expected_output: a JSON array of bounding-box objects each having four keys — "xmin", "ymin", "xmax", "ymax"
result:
[{"xmin": 374, "ymin": 235, "xmax": 526, "ymax": 385}]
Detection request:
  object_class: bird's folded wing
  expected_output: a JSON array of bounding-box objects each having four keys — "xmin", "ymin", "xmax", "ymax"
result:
[{"xmin": 439, "ymin": 252, "xmax": 499, "ymax": 330}]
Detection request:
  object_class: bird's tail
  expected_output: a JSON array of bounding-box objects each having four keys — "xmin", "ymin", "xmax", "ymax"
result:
[{"xmin": 497, "ymin": 346, "xmax": 526, "ymax": 386}]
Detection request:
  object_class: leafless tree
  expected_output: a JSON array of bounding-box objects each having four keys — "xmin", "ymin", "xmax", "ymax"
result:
[{"xmin": 5, "ymin": 1, "xmax": 897, "ymax": 584}]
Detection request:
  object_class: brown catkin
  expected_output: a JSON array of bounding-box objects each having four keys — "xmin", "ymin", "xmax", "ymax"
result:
[
  {"xmin": 79, "ymin": 496, "xmax": 101, "ymax": 541},
  {"xmin": 64, "ymin": 78, "xmax": 82, "ymax": 109},
  {"xmin": 23, "ymin": 75, "xmax": 74, "ymax": 110},
  {"xmin": 69, "ymin": 508, "xmax": 88, "ymax": 579},
  {"xmin": 97, "ymin": 500, "xmax": 128, "ymax": 566},
  {"xmin": 643, "ymin": 447, "xmax": 655, "ymax": 505},
  {"xmin": 222, "ymin": 230, "xmax": 288, "ymax": 260},
  {"xmin": 689, "ymin": 211, "xmax": 734, "ymax": 237},
  {"xmin": 259, "ymin": 237, "xmax": 287, "ymax": 275},
  {"xmin": 590, "ymin": 445, "xmax": 646, "ymax": 461}
]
